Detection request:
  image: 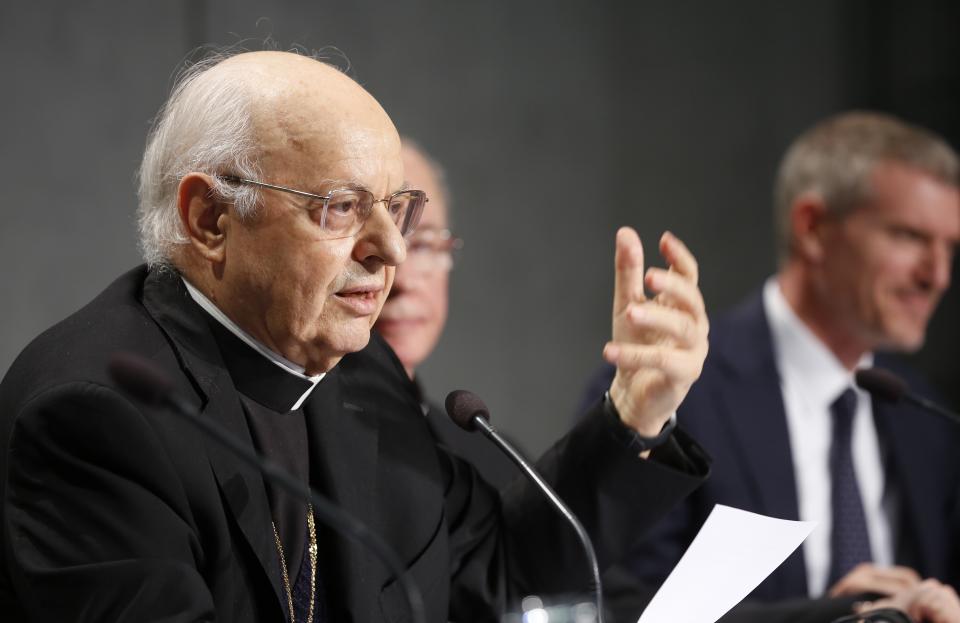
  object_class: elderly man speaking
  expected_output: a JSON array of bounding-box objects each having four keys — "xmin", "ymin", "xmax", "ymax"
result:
[{"xmin": 0, "ymin": 51, "xmax": 709, "ymax": 622}]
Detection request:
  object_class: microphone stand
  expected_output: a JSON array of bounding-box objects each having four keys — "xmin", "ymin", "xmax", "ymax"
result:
[
  {"xmin": 901, "ymin": 393, "xmax": 960, "ymax": 426},
  {"xmin": 471, "ymin": 415, "xmax": 605, "ymax": 623}
]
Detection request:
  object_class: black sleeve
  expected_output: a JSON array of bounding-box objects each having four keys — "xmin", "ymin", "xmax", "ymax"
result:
[
  {"xmin": 576, "ymin": 362, "xmax": 617, "ymax": 419},
  {"xmin": 499, "ymin": 400, "xmax": 709, "ymax": 600},
  {"xmin": 2, "ymin": 382, "xmax": 214, "ymax": 622},
  {"xmin": 437, "ymin": 447, "xmax": 509, "ymax": 621}
]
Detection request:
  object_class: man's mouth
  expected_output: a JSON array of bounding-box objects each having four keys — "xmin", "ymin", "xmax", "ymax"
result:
[
  {"xmin": 894, "ymin": 289, "xmax": 937, "ymax": 320},
  {"xmin": 334, "ymin": 285, "xmax": 383, "ymax": 315}
]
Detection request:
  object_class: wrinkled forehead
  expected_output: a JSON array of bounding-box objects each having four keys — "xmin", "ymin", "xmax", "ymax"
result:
[
  {"xmin": 224, "ymin": 55, "xmax": 402, "ymax": 189},
  {"xmin": 256, "ymin": 105, "xmax": 401, "ymax": 187}
]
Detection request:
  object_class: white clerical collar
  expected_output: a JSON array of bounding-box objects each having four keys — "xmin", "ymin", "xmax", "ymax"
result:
[
  {"xmin": 182, "ymin": 278, "xmax": 324, "ymax": 410},
  {"xmin": 763, "ymin": 277, "xmax": 873, "ymax": 410}
]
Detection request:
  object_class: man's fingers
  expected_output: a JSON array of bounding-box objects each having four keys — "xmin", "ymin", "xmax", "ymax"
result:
[
  {"xmin": 855, "ymin": 578, "xmax": 960, "ymax": 623},
  {"xmin": 612, "ymin": 227, "xmax": 646, "ymax": 317},
  {"xmin": 881, "ymin": 580, "xmax": 960, "ymax": 623},
  {"xmin": 603, "ymin": 343, "xmax": 701, "ymax": 382},
  {"xmin": 914, "ymin": 582, "xmax": 960, "ymax": 623},
  {"xmin": 829, "ymin": 564, "xmax": 921, "ymax": 598},
  {"xmin": 659, "ymin": 231, "xmax": 699, "ymax": 284},
  {"xmin": 645, "ymin": 267, "xmax": 707, "ymax": 317},
  {"xmin": 885, "ymin": 566, "xmax": 923, "ymax": 586},
  {"xmin": 625, "ymin": 304, "xmax": 704, "ymax": 349}
]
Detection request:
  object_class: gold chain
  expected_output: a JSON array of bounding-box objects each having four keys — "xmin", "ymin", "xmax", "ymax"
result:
[{"xmin": 272, "ymin": 504, "xmax": 317, "ymax": 623}]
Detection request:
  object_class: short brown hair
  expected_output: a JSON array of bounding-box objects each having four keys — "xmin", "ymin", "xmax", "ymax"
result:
[{"xmin": 773, "ymin": 111, "xmax": 959, "ymax": 261}]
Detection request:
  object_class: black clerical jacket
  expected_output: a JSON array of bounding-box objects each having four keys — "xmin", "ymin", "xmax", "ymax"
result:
[{"xmin": 0, "ymin": 266, "xmax": 709, "ymax": 622}]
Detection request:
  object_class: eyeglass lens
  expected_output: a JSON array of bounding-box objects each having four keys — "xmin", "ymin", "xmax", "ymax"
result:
[
  {"xmin": 321, "ymin": 189, "xmax": 425, "ymax": 237},
  {"xmin": 405, "ymin": 229, "xmax": 460, "ymax": 273}
]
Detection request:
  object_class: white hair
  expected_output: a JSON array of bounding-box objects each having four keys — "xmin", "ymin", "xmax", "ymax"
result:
[{"xmin": 136, "ymin": 52, "xmax": 262, "ymax": 268}]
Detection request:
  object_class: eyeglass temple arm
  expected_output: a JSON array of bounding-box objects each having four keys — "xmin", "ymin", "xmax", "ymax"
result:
[{"xmin": 218, "ymin": 175, "xmax": 327, "ymax": 201}]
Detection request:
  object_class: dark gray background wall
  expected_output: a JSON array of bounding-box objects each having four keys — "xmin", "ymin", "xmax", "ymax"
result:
[{"xmin": 1, "ymin": 1, "xmax": 957, "ymax": 457}]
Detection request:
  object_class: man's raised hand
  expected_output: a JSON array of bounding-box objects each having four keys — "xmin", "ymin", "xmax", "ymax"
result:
[{"xmin": 603, "ymin": 227, "xmax": 709, "ymax": 440}]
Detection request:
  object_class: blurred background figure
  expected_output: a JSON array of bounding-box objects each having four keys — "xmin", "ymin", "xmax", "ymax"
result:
[
  {"xmin": 582, "ymin": 111, "xmax": 960, "ymax": 623},
  {"xmin": 376, "ymin": 138, "xmax": 518, "ymax": 488},
  {"xmin": 375, "ymin": 139, "xmax": 454, "ymax": 381}
]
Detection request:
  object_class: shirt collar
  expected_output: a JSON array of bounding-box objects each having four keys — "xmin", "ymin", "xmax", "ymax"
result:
[
  {"xmin": 182, "ymin": 278, "xmax": 324, "ymax": 411},
  {"xmin": 763, "ymin": 277, "xmax": 873, "ymax": 409}
]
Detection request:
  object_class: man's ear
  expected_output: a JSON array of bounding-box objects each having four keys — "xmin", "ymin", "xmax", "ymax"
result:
[
  {"xmin": 789, "ymin": 193, "xmax": 830, "ymax": 263},
  {"xmin": 177, "ymin": 173, "xmax": 229, "ymax": 263}
]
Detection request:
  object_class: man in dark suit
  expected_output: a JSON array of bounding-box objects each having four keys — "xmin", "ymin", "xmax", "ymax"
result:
[
  {"xmin": 0, "ymin": 50, "xmax": 712, "ymax": 621},
  {"xmin": 583, "ymin": 112, "xmax": 960, "ymax": 622}
]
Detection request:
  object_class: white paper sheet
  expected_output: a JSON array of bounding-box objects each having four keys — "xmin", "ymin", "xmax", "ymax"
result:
[{"xmin": 637, "ymin": 504, "xmax": 816, "ymax": 623}]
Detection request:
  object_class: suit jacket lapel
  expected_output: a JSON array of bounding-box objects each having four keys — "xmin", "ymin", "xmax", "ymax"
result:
[
  {"xmin": 714, "ymin": 291, "xmax": 807, "ymax": 595},
  {"xmin": 140, "ymin": 269, "xmax": 285, "ymax": 610}
]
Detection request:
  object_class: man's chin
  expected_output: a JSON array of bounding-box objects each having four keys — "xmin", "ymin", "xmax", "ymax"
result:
[
  {"xmin": 876, "ymin": 326, "xmax": 926, "ymax": 353},
  {"xmin": 305, "ymin": 331, "xmax": 374, "ymax": 373},
  {"xmin": 343, "ymin": 330, "xmax": 373, "ymax": 354}
]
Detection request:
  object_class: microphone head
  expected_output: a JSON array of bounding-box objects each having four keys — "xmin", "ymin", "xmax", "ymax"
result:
[
  {"xmin": 855, "ymin": 367, "xmax": 908, "ymax": 404},
  {"xmin": 108, "ymin": 351, "xmax": 175, "ymax": 406},
  {"xmin": 445, "ymin": 390, "xmax": 491, "ymax": 431}
]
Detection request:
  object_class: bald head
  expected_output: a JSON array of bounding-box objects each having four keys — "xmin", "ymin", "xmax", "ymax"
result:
[
  {"xmin": 216, "ymin": 52, "xmax": 400, "ymax": 185},
  {"xmin": 138, "ymin": 50, "xmax": 402, "ymax": 267}
]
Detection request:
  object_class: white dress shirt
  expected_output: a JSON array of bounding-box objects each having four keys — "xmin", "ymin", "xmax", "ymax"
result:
[
  {"xmin": 763, "ymin": 278, "xmax": 894, "ymax": 597},
  {"xmin": 182, "ymin": 279, "xmax": 324, "ymax": 411}
]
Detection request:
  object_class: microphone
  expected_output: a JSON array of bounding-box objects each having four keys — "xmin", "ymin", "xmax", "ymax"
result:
[
  {"xmin": 854, "ymin": 367, "xmax": 960, "ymax": 426},
  {"xmin": 108, "ymin": 352, "xmax": 426, "ymax": 623},
  {"xmin": 445, "ymin": 389, "xmax": 605, "ymax": 623}
]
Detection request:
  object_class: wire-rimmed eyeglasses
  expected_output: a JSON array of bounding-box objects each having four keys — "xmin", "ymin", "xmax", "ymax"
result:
[
  {"xmin": 219, "ymin": 175, "xmax": 427, "ymax": 239},
  {"xmin": 405, "ymin": 227, "xmax": 464, "ymax": 274}
]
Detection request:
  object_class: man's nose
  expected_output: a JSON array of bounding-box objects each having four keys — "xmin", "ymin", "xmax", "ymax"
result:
[{"xmin": 353, "ymin": 205, "xmax": 407, "ymax": 267}]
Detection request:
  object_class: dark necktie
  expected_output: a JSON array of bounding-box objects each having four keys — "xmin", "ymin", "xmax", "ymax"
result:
[{"xmin": 827, "ymin": 387, "xmax": 873, "ymax": 586}]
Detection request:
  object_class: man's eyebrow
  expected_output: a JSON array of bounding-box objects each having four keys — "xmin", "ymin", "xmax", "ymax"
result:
[
  {"xmin": 318, "ymin": 179, "xmax": 366, "ymax": 191},
  {"xmin": 317, "ymin": 179, "xmax": 411, "ymax": 194}
]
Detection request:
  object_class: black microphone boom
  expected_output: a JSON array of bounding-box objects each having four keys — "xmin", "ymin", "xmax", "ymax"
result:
[
  {"xmin": 855, "ymin": 367, "xmax": 960, "ymax": 426},
  {"xmin": 445, "ymin": 389, "xmax": 605, "ymax": 623},
  {"xmin": 108, "ymin": 351, "xmax": 426, "ymax": 623}
]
